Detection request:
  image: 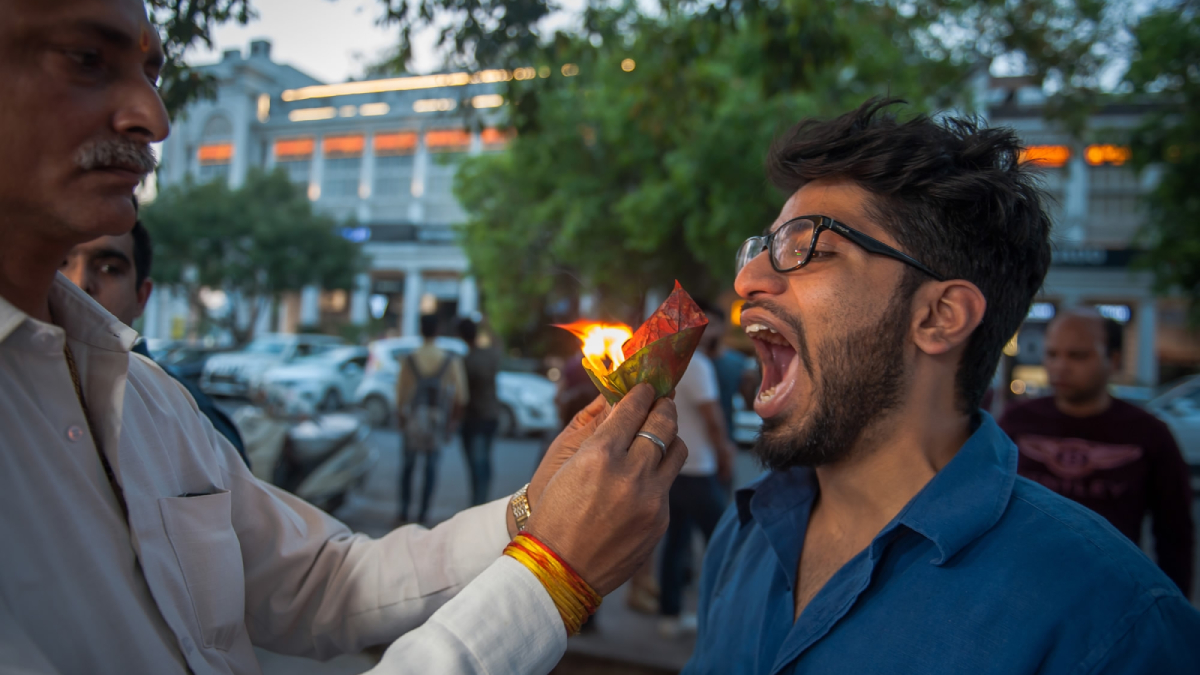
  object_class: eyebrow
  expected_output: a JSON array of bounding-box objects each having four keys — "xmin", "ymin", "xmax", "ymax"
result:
[
  {"xmin": 89, "ymin": 248, "xmax": 132, "ymax": 265},
  {"xmin": 63, "ymin": 18, "xmax": 165, "ymax": 69}
]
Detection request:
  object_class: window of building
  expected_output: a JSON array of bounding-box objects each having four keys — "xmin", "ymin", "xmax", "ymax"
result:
[
  {"xmin": 323, "ymin": 134, "xmax": 364, "ymax": 199},
  {"xmin": 481, "ymin": 127, "xmax": 514, "ymax": 151},
  {"xmin": 373, "ymin": 131, "xmax": 417, "ymax": 200},
  {"xmin": 1089, "ymin": 165, "xmax": 1141, "ymax": 244},
  {"xmin": 196, "ymin": 142, "xmax": 233, "ymax": 184},
  {"xmin": 274, "ymin": 137, "xmax": 314, "ymax": 184}
]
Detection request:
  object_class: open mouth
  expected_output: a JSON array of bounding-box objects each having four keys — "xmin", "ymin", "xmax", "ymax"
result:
[{"xmin": 744, "ymin": 318, "xmax": 801, "ymax": 419}]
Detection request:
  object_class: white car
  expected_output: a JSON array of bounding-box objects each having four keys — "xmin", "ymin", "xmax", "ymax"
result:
[
  {"xmin": 256, "ymin": 346, "xmax": 369, "ymax": 411},
  {"xmin": 201, "ymin": 333, "xmax": 345, "ymax": 398},
  {"xmin": 1144, "ymin": 374, "xmax": 1200, "ymax": 472},
  {"xmin": 354, "ymin": 336, "xmax": 559, "ymax": 436}
]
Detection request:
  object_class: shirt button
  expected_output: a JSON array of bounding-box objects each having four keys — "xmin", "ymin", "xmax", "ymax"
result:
[
  {"xmin": 66, "ymin": 425, "xmax": 85, "ymax": 442},
  {"xmin": 35, "ymin": 332, "xmax": 57, "ymax": 349}
]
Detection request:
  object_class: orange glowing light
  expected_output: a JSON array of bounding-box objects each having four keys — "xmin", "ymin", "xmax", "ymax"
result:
[
  {"xmin": 374, "ymin": 131, "xmax": 417, "ymax": 155},
  {"xmin": 274, "ymin": 137, "xmax": 315, "ymax": 159},
  {"xmin": 558, "ymin": 321, "xmax": 633, "ymax": 375},
  {"xmin": 1085, "ymin": 144, "xmax": 1131, "ymax": 166},
  {"xmin": 426, "ymin": 129, "xmax": 472, "ymax": 152},
  {"xmin": 197, "ymin": 143, "xmax": 233, "ymax": 165},
  {"xmin": 1019, "ymin": 145, "xmax": 1070, "ymax": 168},
  {"xmin": 324, "ymin": 134, "xmax": 365, "ymax": 157}
]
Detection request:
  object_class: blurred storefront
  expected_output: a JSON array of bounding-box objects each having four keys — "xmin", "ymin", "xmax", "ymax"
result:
[{"xmin": 987, "ymin": 79, "xmax": 1200, "ymax": 392}]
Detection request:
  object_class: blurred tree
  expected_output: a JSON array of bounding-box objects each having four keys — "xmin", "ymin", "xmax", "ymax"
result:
[
  {"xmin": 1124, "ymin": 1, "xmax": 1200, "ymax": 323},
  {"xmin": 141, "ymin": 169, "xmax": 363, "ymax": 344},
  {"xmin": 452, "ymin": 0, "xmax": 974, "ymax": 338}
]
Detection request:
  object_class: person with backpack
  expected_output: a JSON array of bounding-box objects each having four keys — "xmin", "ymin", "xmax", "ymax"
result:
[{"xmin": 397, "ymin": 314, "xmax": 468, "ymax": 525}]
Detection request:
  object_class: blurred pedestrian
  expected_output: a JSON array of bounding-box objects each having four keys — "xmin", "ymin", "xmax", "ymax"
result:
[
  {"xmin": 685, "ymin": 100, "xmax": 1200, "ymax": 674},
  {"xmin": 60, "ymin": 221, "xmax": 250, "ymax": 466},
  {"xmin": 0, "ymin": 3, "xmax": 688, "ymax": 672},
  {"xmin": 555, "ymin": 348, "xmax": 596, "ymax": 427},
  {"xmin": 658, "ymin": 303, "xmax": 737, "ymax": 637},
  {"xmin": 396, "ymin": 314, "xmax": 467, "ymax": 524},
  {"xmin": 458, "ymin": 317, "xmax": 501, "ymax": 506},
  {"xmin": 707, "ymin": 306, "xmax": 745, "ymax": 445},
  {"xmin": 1000, "ymin": 308, "xmax": 1194, "ymax": 595}
]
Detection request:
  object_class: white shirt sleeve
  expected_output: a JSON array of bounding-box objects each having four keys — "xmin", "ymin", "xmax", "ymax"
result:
[
  {"xmin": 212, "ymin": 414, "xmax": 566, "ymax": 669},
  {"xmin": 678, "ymin": 354, "xmax": 719, "ymax": 406}
]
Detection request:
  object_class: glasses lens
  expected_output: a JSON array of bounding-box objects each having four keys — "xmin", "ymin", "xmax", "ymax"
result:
[
  {"xmin": 771, "ymin": 218, "xmax": 816, "ymax": 270},
  {"xmin": 736, "ymin": 237, "xmax": 766, "ymax": 274}
]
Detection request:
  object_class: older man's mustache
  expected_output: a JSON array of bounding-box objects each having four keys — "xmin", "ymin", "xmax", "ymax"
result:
[{"xmin": 75, "ymin": 137, "xmax": 157, "ymax": 176}]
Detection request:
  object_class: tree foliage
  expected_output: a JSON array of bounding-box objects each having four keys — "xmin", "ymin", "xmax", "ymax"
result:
[
  {"xmin": 146, "ymin": 0, "xmax": 255, "ymax": 118},
  {"xmin": 453, "ymin": 0, "xmax": 976, "ymax": 337},
  {"xmin": 1126, "ymin": 1, "xmax": 1200, "ymax": 323},
  {"xmin": 141, "ymin": 170, "xmax": 363, "ymax": 344}
]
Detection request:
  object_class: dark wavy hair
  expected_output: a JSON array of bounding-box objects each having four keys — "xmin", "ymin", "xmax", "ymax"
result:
[
  {"xmin": 130, "ymin": 220, "xmax": 153, "ymax": 288},
  {"xmin": 766, "ymin": 98, "xmax": 1053, "ymax": 413}
]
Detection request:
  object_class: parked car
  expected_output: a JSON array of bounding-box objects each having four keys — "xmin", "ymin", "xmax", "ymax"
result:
[
  {"xmin": 146, "ymin": 343, "xmax": 234, "ymax": 389},
  {"xmin": 354, "ymin": 336, "xmax": 558, "ymax": 436},
  {"xmin": 254, "ymin": 346, "xmax": 369, "ymax": 411},
  {"xmin": 1144, "ymin": 374, "xmax": 1200, "ymax": 473},
  {"xmin": 731, "ymin": 393, "xmax": 763, "ymax": 447},
  {"xmin": 200, "ymin": 333, "xmax": 345, "ymax": 398}
]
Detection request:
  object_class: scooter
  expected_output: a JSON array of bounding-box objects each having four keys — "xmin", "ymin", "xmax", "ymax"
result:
[{"xmin": 235, "ymin": 385, "xmax": 377, "ymax": 513}]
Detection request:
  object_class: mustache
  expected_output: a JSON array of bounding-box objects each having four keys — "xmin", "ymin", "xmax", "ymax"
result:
[
  {"xmin": 740, "ymin": 298, "xmax": 813, "ymax": 380},
  {"xmin": 75, "ymin": 137, "xmax": 157, "ymax": 175}
]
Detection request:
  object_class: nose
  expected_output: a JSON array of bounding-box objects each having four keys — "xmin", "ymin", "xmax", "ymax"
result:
[
  {"xmin": 112, "ymin": 77, "xmax": 170, "ymax": 144},
  {"xmin": 734, "ymin": 246, "xmax": 787, "ymax": 300}
]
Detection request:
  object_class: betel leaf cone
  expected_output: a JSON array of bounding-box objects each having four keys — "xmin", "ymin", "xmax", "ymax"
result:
[{"xmin": 585, "ymin": 281, "xmax": 709, "ymax": 403}]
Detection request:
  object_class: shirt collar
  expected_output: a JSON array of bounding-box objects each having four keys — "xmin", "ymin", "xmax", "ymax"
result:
[
  {"xmin": 735, "ymin": 412, "xmax": 1018, "ymax": 566},
  {"xmin": 0, "ymin": 273, "xmax": 138, "ymax": 351}
]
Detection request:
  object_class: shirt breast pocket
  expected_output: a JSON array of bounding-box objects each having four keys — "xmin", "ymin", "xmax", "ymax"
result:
[{"xmin": 159, "ymin": 490, "xmax": 245, "ymax": 651}]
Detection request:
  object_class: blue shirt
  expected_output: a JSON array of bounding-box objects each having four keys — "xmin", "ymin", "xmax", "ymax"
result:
[{"xmin": 685, "ymin": 413, "xmax": 1200, "ymax": 674}]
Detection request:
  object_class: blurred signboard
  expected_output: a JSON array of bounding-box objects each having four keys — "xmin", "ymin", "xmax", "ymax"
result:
[{"xmin": 1051, "ymin": 248, "xmax": 1139, "ymax": 268}]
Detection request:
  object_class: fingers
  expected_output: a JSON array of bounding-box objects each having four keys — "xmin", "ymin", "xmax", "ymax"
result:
[
  {"xmin": 656, "ymin": 437, "xmax": 689, "ymax": 484},
  {"xmin": 592, "ymin": 383, "xmax": 656, "ymax": 454},
  {"xmin": 569, "ymin": 395, "xmax": 608, "ymax": 430},
  {"xmin": 627, "ymin": 396, "xmax": 679, "ymax": 473}
]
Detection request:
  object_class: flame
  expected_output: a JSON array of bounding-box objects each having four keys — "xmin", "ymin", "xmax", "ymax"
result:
[{"xmin": 556, "ymin": 320, "xmax": 633, "ymax": 375}]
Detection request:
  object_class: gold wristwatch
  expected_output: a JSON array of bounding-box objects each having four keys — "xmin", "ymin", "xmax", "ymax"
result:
[{"xmin": 509, "ymin": 483, "xmax": 531, "ymax": 531}]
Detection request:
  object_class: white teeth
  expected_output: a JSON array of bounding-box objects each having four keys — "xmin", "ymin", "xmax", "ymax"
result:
[{"xmin": 745, "ymin": 323, "xmax": 779, "ymax": 336}]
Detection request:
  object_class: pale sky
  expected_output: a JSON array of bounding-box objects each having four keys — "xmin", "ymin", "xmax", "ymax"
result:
[{"xmin": 190, "ymin": 0, "xmax": 587, "ymax": 83}]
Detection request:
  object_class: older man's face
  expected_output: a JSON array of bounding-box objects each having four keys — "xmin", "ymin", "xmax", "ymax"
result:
[{"xmin": 0, "ymin": 0, "xmax": 168, "ymax": 242}]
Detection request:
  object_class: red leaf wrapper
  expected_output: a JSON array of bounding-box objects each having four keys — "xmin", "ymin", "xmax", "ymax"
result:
[{"xmin": 562, "ymin": 281, "xmax": 709, "ymax": 403}]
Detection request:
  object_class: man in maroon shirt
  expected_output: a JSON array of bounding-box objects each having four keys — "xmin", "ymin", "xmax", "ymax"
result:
[{"xmin": 1000, "ymin": 308, "xmax": 1194, "ymax": 596}]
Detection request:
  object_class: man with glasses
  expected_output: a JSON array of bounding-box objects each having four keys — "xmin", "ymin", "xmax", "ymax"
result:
[{"xmin": 683, "ymin": 99, "xmax": 1200, "ymax": 674}]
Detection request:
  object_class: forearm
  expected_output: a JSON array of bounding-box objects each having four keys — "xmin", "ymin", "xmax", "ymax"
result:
[
  {"xmin": 366, "ymin": 557, "xmax": 566, "ymax": 675},
  {"xmin": 238, "ymin": 477, "xmax": 514, "ymax": 657}
]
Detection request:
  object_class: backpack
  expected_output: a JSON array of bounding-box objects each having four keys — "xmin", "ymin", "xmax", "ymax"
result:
[{"xmin": 403, "ymin": 354, "xmax": 455, "ymax": 453}]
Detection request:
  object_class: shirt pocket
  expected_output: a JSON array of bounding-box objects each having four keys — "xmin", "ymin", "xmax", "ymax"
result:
[{"xmin": 158, "ymin": 490, "xmax": 245, "ymax": 651}]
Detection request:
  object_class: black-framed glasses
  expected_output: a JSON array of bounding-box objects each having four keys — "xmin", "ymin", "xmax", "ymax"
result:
[{"xmin": 735, "ymin": 215, "xmax": 946, "ymax": 281}]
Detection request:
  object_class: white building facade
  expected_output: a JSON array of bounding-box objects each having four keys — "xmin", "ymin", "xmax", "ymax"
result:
[
  {"xmin": 150, "ymin": 52, "xmax": 1196, "ymax": 383},
  {"xmin": 150, "ymin": 40, "xmax": 523, "ymax": 341},
  {"xmin": 986, "ymin": 80, "xmax": 1199, "ymax": 389}
]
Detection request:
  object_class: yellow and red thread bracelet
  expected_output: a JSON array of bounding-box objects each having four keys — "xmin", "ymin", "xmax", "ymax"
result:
[{"xmin": 503, "ymin": 532, "xmax": 602, "ymax": 636}]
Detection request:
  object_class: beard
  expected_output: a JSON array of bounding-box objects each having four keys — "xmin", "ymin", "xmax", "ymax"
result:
[{"xmin": 752, "ymin": 287, "xmax": 913, "ymax": 471}]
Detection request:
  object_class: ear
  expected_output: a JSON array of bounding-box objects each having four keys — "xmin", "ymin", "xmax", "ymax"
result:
[
  {"xmin": 911, "ymin": 280, "xmax": 986, "ymax": 356},
  {"xmin": 133, "ymin": 278, "xmax": 153, "ymax": 320}
]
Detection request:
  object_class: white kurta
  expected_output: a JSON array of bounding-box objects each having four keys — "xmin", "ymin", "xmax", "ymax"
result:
[{"xmin": 0, "ymin": 275, "xmax": 566, "ymax": 674}]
